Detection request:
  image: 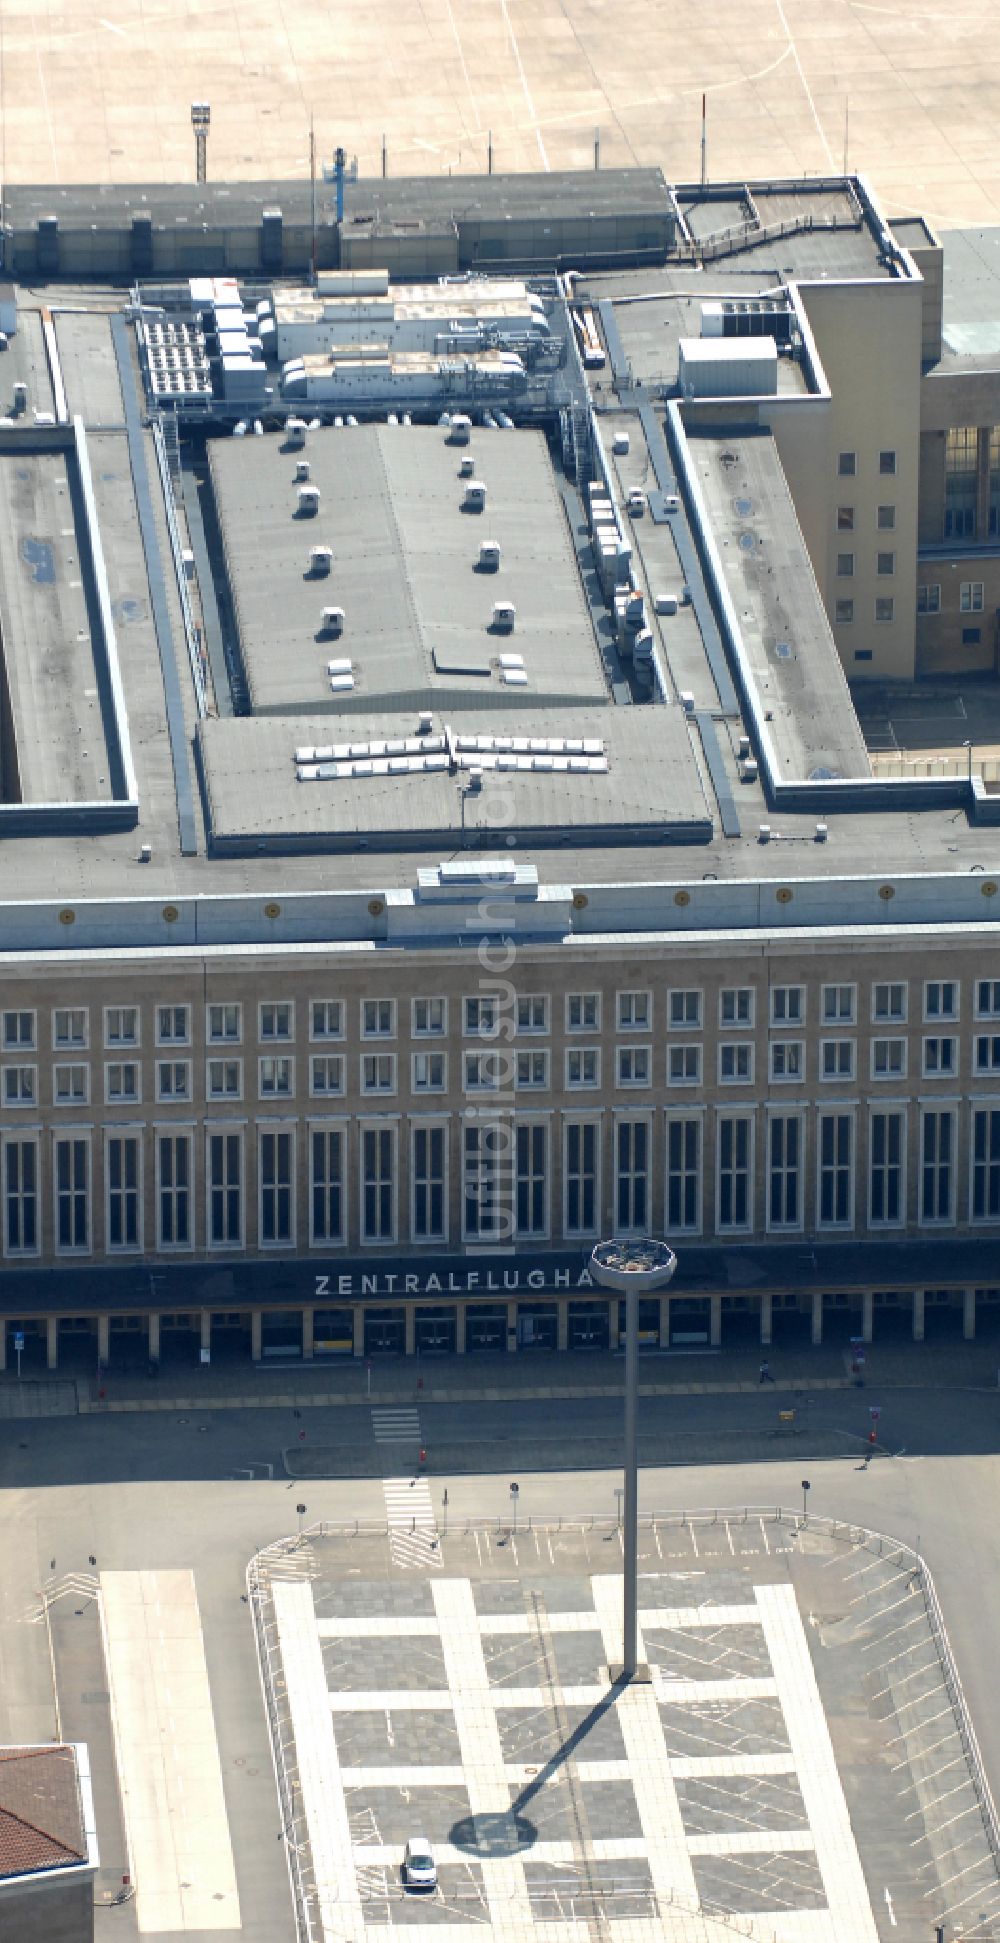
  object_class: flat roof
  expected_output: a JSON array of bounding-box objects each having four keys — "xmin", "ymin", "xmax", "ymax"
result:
[
  {"xmin": 689, "ymin": 427, "xmax": 872, "ymax": 782},
  {"xmin": 197, "ymin": 705, "xmax": 711, "ymax": 852},
  {"xmin": 939, "ymin": 226, "xmax": 1000, "ymax": 357},
  {"xmin": 581, "ymin": 266, "xmax": 814, "ymax": 399},
  {"xmin": 208, "ymin": 423, "xmax": 608, "ymax": 715}
]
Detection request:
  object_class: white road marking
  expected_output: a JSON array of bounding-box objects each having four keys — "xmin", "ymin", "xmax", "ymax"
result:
[
  {"xmin": 498, "ymin": 0, "xmax": 549, "ymax": 170},
  {"xmin": 884, "ymin": 1886, "xmax": 897, "ymax": 1923},
  {"xmin": 101, "ymin": 1570, "xmax": 240, "ymax": 1933},
  {"xmin": 99, "ymin": 16, "xmax": 127, "ymax": 33},
  {"xmin": 773, "ymin": 0, "xmax": 836, "ymax": 170},
  {"xmin": 273, "ymin": 1579, "xmax": 365, "ymax": 1943}
]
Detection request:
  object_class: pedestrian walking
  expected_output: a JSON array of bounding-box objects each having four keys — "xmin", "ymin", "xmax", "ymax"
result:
[{"xmin": 759, "ymin": 1359, "xmax": 774, "ymax": 1383}]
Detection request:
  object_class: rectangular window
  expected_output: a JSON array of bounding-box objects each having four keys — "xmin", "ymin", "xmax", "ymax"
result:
[
  {"xmin": 838, "ymin": 451, "xmax": 856, "ymax": 476},
  {"xmin": 977, "ymin": 981, "xmax": 1000, "ymax": 1019},
  {"xmin": 259, "ymin": 1055, "xmax": 293, "ymax": 1098},
  {"xmin": 362, "ymin": 999, "xmax": 395, "ymax": 1038},
  {"xmin": 2, "ymin": 1011, "xmax": 34, "ymax": 1050},
  {"xmin": 259, "ymin": 1002, "xmax": 293, "ymax": 1042},
  {"xmin": 960, "ymin": 581, "xmax": 984, "ymax": 613},
  {"xmin": 875, "ymin": 597, "xmax": 895, "ymax": 623},
  {"xmin": 310, "ymin": 1128, "xmax": 343, "ymax": 1244},
  {"xmin": 310, "ymin": 1054, "xmax": 344, "ymax": 1097},
  {"xmin": 156, "ymin": 1060, "xmax": 190, "ymax": 1102},
  {"xmin": 357, "ymin": 1126, "xmax": 394, "ymax": 1243},
  {"xmin": 207, "ymin": 1058, "xmax": 242, "ymax": 1099},
  {"xmin": 668, "ymin": 1043, "xmax": 701, "ymax": 1085},
  {"xmin": 972, "ymin": 1108, "xmax": 1000, "ymax": 1221},
  {"xmin": 668, "ymin": 989, "xmax": 702, "ymax": 1029},
  {"xmin": 53, "ymin": 1008, "xmax": 87, "ymax": 1049},
  {"xmin": 4, "ymin": 1139, "xmax": 37, "ymax": 1254},
  {"xmin": 3, "ymin": 1065, "xmax": 35, "ymax": 1106},
  {"xmin": 567, "ymin": 993, "xmax": 600, "ymax": 1031},
  {"xmin": 208, "ymin": 1003, "xmax": 241, "ymax": 1043},
  {"xmin": 917, "ymin": 584, "xmax": 941, "ymax": 616},
  {"xmin": 870, "ymin": 1109, "xmax": 904, "ymax": 1227},
  {"xmin": 361, "ymin": 1053, "xmax": 396, "ymax": 1094},
  {"xmin": 871, "ymin": 1037, "xmax": 906, "ymax": 1079},
  {"xmin": 876, "ymin": 551, "xmax": 895, "ymax": 576},
  {"xmin": 945, "ymin": 426, "xmax": 977, "ymax": 536},
  {"xmin": 465, "ymin": 996, "xmax": 499, "ymax": 1036},
  {"xmin": 158, "ymin": 1133, "xmax": 192, "ymax": 1248},
  {"xmin": 517, "ymin": 996, "xmax": 548, "ymax": 1034},
  {"xmin": 412, "ymin": 1050, "xmax": 446, "ymax": 1093},
  {"xmin": 412, "ymin": 998, "xmax": 446, "ymax": 1036},
  {"xmin": 818, "ymin": 1112, "xmax": 853, "ymax": 1227},
  {"xmin": 208, "ymin": 1132, "xmax": 242, "ymax": 1246},
  {"xmin": 616, "ymin": 1119, "xmax": 649, "ymax": 1232},
  {"xmin": 922, "ymin": 1036, "xmax": 957, "ymax": 1077},
  {"xmin": 920, "ymin": 1109, "xmax": 955, "ymax": 1223},
  {"xmin": 464, "ymin": 1049, "xmax": 505, "ymax": 1093},
  {"xmin": 873, "ymin": 982, "xmax": 907, "ymax": 1022},
  {"xmin": 310, "ymin": 1000, "xmax": 343, "ymax": 1041},
  {"xmin": 516, "ymin": 1050, "xmax": 549, "ymax": 1090},
  {"xmin": 717, "ymin": 1115, "xmax": 752, "ymax": 1232},
  {"xmin": 720, "ymin": 988, "xmax": 754, "ymax": 1026},
  {"xmin": 821, "ymin": 1039, "xmax": 855, "ymax": 1081},
  {"xmin": 768, "ymin": 1114, "xmax": 801, "ymax": 1229},
  {"xmin": 105, "ymin": 1006, "xmax": 138, "ymax": 1047},
  {"xmin": 516, "ymin": 1122, "xmax": 547, "ymax": 1237},
  {"xmin": 924, "ymin": 980, "xmax": 958, "ymax": 1020},
  {"xmin": 618, "ymin": 1045, "xmax": 651, "ymax": 1086},
  {"xmin": 770, "ymin": 986, "xmax": 803, "ymax": 1025},
  {"xmin": 666, "ymin": 1117, "xmax": 702, "ymax": 1234},
  {"xmin": 107, "ymin": 1134, "xmax": 141, "ymax": 1250},
  {"xmin": 566, "ymin": 1047, "xmax": 600, "ymax": 1088},
  {"xmin": 54, "ymin": 1064, "xmax": 88, "ymax": 1106},
  {"xmin": 412, "ymin": 1125, "xmax": 446, "ymax": 1242},
  {"xmin": 974, "ymin": 1034, "xmax": 1000, "ymax": 1075},
  {"xmin": 565, "ymin": 1122, "xmax": 598, "ymax": 1237},
  {"xmin": 837, "ymin": 505, "xmax": 854, "ymax": 531},
  {"xmin": 835, "ymin": 599, "xmax": 854, "ymax": 625},
  {"xmin": 836, "ymin": 552, "xmax": 855, "ymax": 578},
  {"xmin": 157, "ymin": 1005, "xmax": 189, "ymax": 1044},
  {"xmin": 770, "ymin": 1040, "xmax": 804, "ymax": 1082},
  {"xmin": 823, "ymin": 984, "xmax": 856, "ymax": 1024},
  {"xmin": 55, "ymin": 1135, "xmax": 89, "ymax": 1251},
  {"xmin": 962, "ymin": 626, "xmax": 981, "ymax": 646},
  {"xmin": 464, "ymin": 1121, "xmax": 512, "ymax": 1243},
  {"xmin": 260, "ymin": 1130, "xmax": 293, "ymax": 1245},
  {"xmin": 618, "ymin": 991, "xmax": 651, "ymax": 1030},
  {"xmin": 719, "ymin": 1042, "xmax": 753, "ymax": 1083},
  {"xmin": 105, "ymin": 1062, "xmax": 139, "ymax": 1104},
  {"xmin": 879, "ymin": 450, "xmax": 896, "ymax": 475},
  {"xmin": 877, "ymin": 504, "xmax": 896, "ymax": 530}
]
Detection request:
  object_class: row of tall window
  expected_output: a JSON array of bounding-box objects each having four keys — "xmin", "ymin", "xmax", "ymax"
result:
[{"xmin": 5, "ymin": 1106, "xmax": 1000, "ymax": 1259}]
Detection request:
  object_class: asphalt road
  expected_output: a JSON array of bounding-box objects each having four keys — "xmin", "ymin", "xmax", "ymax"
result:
[{"xmin": 0, "ymin": 1387, "xmax": 997, "ymax": 1941}]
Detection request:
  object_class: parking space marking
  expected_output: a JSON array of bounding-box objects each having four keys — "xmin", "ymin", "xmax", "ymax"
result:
[
  {"xmin": 652, "ymin": 1674, "xmax": 779, "ymax": 1703},
  {"xmin": 591, "ymin": 1574, "xmax": 699, "ymax": 1910},
  {"xmin": 101, "ymin": 1569, "xmax": 240, "ymax": 1934},
  {"xmin": 273, "ymin": 1579, "xmax": 365, "ymax": 1943},
  {"xmin": 318, "ymin": 1614, "xmax": 441, "ymax": 1637},
  {"xmin": 756, "ymin": 1584, "xmax": 879, "ymax": 1942},
  {"xmin": 432, "ymin": 1578, "xmax": 534, "ymax": 1940},
  {"xmin": 686, "ymin": 1829, "xmax": 816, "ymax": 1856}
]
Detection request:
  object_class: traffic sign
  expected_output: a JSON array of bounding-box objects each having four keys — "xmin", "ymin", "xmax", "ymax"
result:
[
  {"xmin": 13, "ymin": 1331, "xmax": 23, "ymax": 1351},
  {"xmin": 869, "ymin": 1406, "xmax": 881, "ymax": 1421}
]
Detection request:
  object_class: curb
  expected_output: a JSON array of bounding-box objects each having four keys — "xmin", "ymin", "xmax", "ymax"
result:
[{"xmin": 78, "ymin": 1374, "xmax": 854, "ymax": 1414}]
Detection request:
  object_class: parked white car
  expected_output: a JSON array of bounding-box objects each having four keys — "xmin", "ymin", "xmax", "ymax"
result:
[{"xmin": 404, "ymin": 1836, "xmax": 437, "ymax": 1890}]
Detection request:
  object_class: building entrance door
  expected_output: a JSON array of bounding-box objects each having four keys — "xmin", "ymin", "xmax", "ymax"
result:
[
  {"xmin": 364, "ymin": 1308, "xmax": 405, "ymax": 1355},
  {"xmin": 415, "ymin": 1307, "xmax": 456, "ymax": 1355},
  {"xmin": 569, "ymin": 1300, "xmax": 609, "ymax": 1350},
  {"xmin": 466, "ymin": 1303, "xmax": 506, "ymax": 1351}
]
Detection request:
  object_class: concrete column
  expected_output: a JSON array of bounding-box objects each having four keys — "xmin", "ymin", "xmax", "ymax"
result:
[
  {"xmin": 978, "ymin": 427, "xmax": 992, "ymax": 540},
  {"xmin": 912, "ymin": 1289, "xmax": 925, "ymax": 1342},
  {"xmin": 0, "ymin": 1326, "xmax": 6, "ymax": 1371},
  {"xmin": 862, "ymin": 1290, "xmax": 874, "ymax": 1344},
  {"xmin": 46, "ymin": 1317, "xmax": 58, "ymax": 1371},
  {"xmin": 710, "ymin": 1294, "xmax": 722, "ymax": 1348},
  {"xmin": 302, "ymin": 1307, "xmax": 314, "ymax": 1361},
  {"xmin": 507, "ymin": 1299, "xmax": 518, "ymax": 1350},
  {"xmin": 759, "ymin": 1292, "xmax": 772, "ymax": 1346},
  {"xmin": 251, "ymin": 1310, "xmax": 262, "ymax": 1362},
  {"xmin": 964, "ymin": 1287, "xmax": 977, "ymax": 1340},
  {"xmin": 811, "ymin": 1291, "xmax": 823, "ymax": 1345},
  {"xmin": 455, "ymin": 1303, "xmax": 466, "ymax": 1355},
  {"xmin": 557, "ymin": 1302, "xmax": 569, "ymax": 1352},
  {"xmin": 353, "ymin": 1304, "xmax": 365, "ymax": 1357},
  {"xmin": 148, "ymin": 1313, "xmax": 161, "ymax": 1362},
  {"xmin": 404, "ymin": 1303, "xmax": 416, "ymax": 1357},
  {"xmin": 97, "ymin": 1315, "xmax": 110, "ymax": 1365},
  {"xmin": 658, "ymin": 1297, "xmax": 670, "ymax": 1349},
  {"xmin": 200, "ymin": 1310, "xmax": 212, "ymax": 1360},
  {"xmin": 610, "ymin": 1299, "xmax": 621, "ymax": 1351}
]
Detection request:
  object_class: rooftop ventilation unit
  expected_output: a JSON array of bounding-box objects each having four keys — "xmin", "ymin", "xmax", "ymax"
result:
[
  {"xmin": 295, "ymin": 459, "xmax": 311, "ymax": 481},
  {"xmin": 459, "ymin": 455, "xmax": 476, "ymax": 477},
  {"xmin": 479, "ymin": 541, "xmax": 501, "ymax": 571},
  {"xmin": 418, "ymin": 711, "xmax": 434, "ymax": 734},
  {"xmin": 501, "ymin": 667, "xmax": 529, "ymax": 687},
  {"xmin": 297, "ymin": 484, "xmax": 320, "ymax": 515},
  {"xmin": 308, "ymin": 544, "xmax": 333, "ymax": 575},
  {"xmin": 654, "ymin": 591, "xmax": 678, "ymax": 616},
  {"xmin": 321, "ymin": 606, "xmax": 345, "ymax": 635},
  {"xmin": 613, "ymin": 431, "xmax": 630, "ymax": 456},
  {"xmin": 285, "ymin": 417, "xmax": 307, "ymax": 447},
  {"xmin": 449, "ymin": 413, "xmax": 472, "ymax": 445},
  {"xmin": 492, "ymin": 601, "xmax": 515, "ymax": 632},
  {"xmin": 464, "ymin": 480, "xmax": 487, "ymax": 512}
]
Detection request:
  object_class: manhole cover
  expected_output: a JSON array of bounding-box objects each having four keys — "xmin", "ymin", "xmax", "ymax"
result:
[
  {"xmin": 775, "ymin": 641, "xmax": 792, "ymax": 658},
  {"xmin": 734, "ymin": 496, "xmax": 753, "ymax": 515}
]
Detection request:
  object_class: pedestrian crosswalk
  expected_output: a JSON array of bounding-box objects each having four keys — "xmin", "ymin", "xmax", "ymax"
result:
[
  {"xmin": 371, "ymin": 1406, "xmax": 421, "ymax": 1444},
  {"xmin": 382, "ymin": 1475, "xmax": 441, "ymax": 1570}
]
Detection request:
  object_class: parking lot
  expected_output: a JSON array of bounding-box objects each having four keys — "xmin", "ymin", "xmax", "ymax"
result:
[{"xmin": 252, "ymin": 1512, "xmax": 1000, "ymax": 1943}]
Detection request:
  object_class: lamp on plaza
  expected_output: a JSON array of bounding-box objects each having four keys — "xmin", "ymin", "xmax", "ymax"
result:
[
  {"xmin": 191, "ymin": 102, "xmax": 211, "ymax": 185},
  {"xmin": 589, "ymin": 1238, "xmax": 678, "ymax": 1682}
]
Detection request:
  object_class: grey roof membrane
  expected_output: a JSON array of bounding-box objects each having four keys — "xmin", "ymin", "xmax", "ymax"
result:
[{"xmin": 939, "ymin": 226, "xmax": 1000, "ymax": 357}]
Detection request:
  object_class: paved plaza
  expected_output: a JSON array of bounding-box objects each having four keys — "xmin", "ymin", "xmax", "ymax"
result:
[{"xmin": 252, "ymin": 1513, "xmax": 1000, "ymax": 1943}]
